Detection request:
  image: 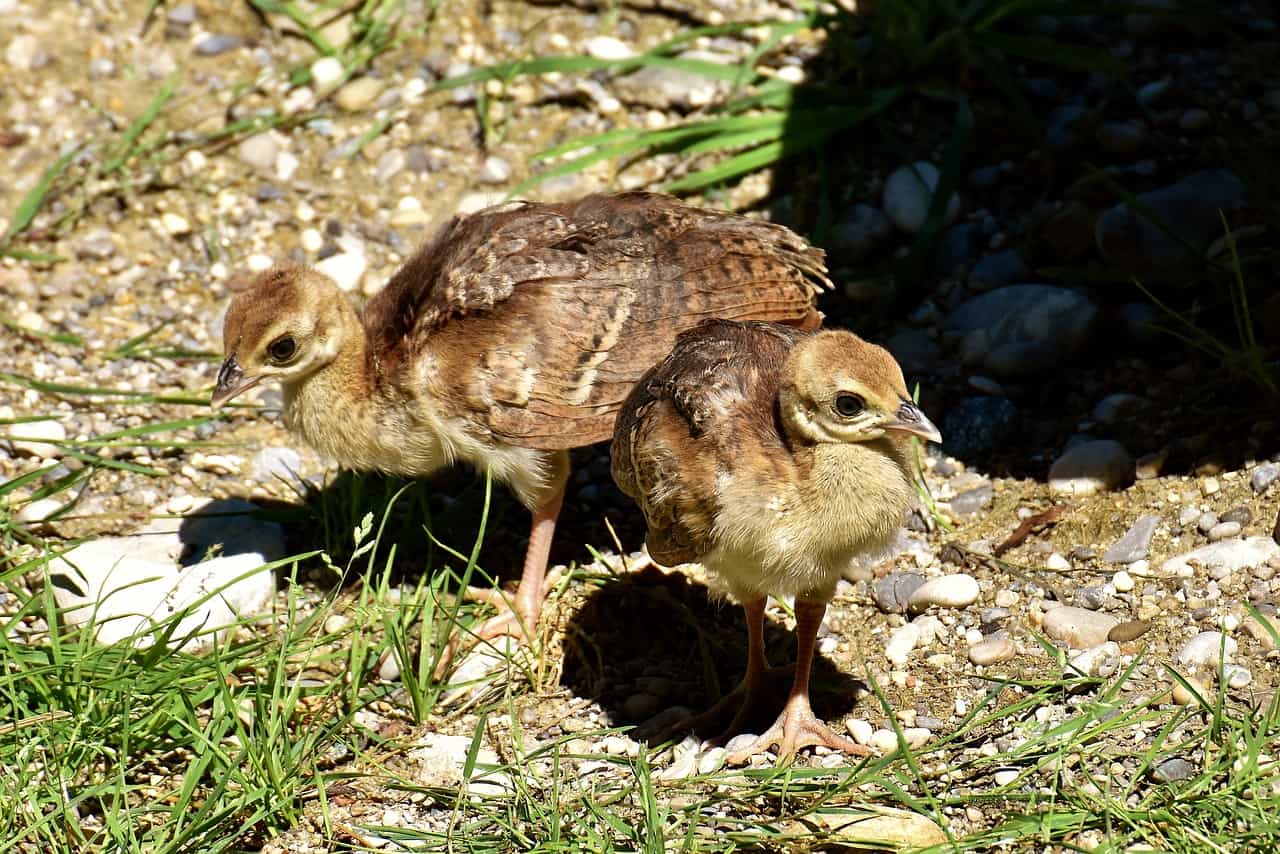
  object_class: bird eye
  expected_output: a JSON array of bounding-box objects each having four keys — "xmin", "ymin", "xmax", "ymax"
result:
[
  {"xmin": 833, "ymin": 393, "xmax": 865, "ymax": 417},
  {"xmin": 267, "ymin": 336, "xmax": 297, "ymax": 363}
]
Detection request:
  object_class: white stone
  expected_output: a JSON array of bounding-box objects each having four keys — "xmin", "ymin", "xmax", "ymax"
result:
[
  {"xmin": 1068, "ymin": 641, "xmax": 1119, "ymax": 677},
  {"xmin": 885, "ymin": 622, "xmax": 921, "ymax": 665},
  {"xmin": 907, "ymin": 573, "xmax": 980, "ymax": 610},
  {"xmin": 882, "ymin": 161, "xmax": 961, "ymax": 233},
  {"xmin": 1048, "ymin": 440, "xmax": 1132, "ymax": 495},
  {"xmin": 314, "ymin": 251, "xmax": 366, "ymax": 293},
  {"xmin": 1042, "ymin": 606, "xmax": 1119, "ymax": 649},
  {"xmin": 1224, "ymin": 664, "xmax": 1252, "ymax": 689},
  {"xmin": 902, "ymin": 727, "xmax": 931, "ymax": 748},
  {"xmin": 407, "ymin": 732, "xmax": 509, "ymax": 793},
  {"xmin": 993, "ymin": 769, "xmax": 1020, "ymax": 786},
  {"xmin": 300, "ymin": 228, "xmax": 323, "ymax": 253},
  {"xmin": 1176, "ymin": 631, "xmax": 1237, "ymax": 670},
  {"xmin": 968, "ymin": 635, "xmax": 1015, "ymax": 666},
  {"xmin": 10, "ymin": 418, "xmax": 66, "ymax": 459},
  {"xmin": 17, "ymin": 497, "xmax": 63, "ymax": 527},
  {"xmin": 870, "ymin": 729, "xmax": 899, "ymax": 753},
  {"xmin": 247, "ymin": 253, "xmax": 274, "ymax": 272},
  {"xmin": 1112, "ymin": 570, "xmax": 1135, "ymax": 592},
  {"xmin": 1046, "ymin": 552, "xmax": 1071, "ymax": 571},
  {"xmin": 275, "ymin": 150, "xmax": 300, "ymax": 182},
  {"xmin": 161, "ymin": 212, "xmax": 191, "ymax": 236},
  {"xmin": 845, "ymin": 718, "xmax": 873, "ymax": 745},
  {"xmin": 585, "ymin": 35, "xmax": 635, "ymax": 61},
  {"xmin": 1161, "ymin": 537, "xmax": 1280, "ymax": 577},
  {"xmin": 310, "ymin": 56, "xmax": 345, "ymax": 90}
]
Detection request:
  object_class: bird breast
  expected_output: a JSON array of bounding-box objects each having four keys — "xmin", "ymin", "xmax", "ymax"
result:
[{"xmin": 704, "ymin": 440, "xmax": 914, "ymax": 602}]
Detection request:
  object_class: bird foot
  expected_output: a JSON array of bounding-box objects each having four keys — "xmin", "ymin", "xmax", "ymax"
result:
[
  {"xmin": 432, "ymin": 568, "xmax": 563, "ymax": 680},
  {"xmin": 667, "ymin": 664, "xmax": 795, "ymax": 743},
  {"xmin": 724, "ymin": 700, "xmax": 871, "ymax": 765}
]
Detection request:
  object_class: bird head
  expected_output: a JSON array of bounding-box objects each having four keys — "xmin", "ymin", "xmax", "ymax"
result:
[
  {"xmin": 211, "ymin": 266, "xmax": 355, "ymax": 409},
  {"xmin": 779, "ymin": 330, "xmax": 941, "ymax": 447}
]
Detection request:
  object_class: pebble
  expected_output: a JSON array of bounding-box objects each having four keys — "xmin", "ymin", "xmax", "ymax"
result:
[
  {"xmin": 335, "ymin": 77, "xmax": 383, "ymax": 112},
  {"xmin": 17, "ymin": 497, "xmax": 63, "ymax": 527},
  {"xmin": 903, "ymin": 728, "xmax": 931, "ymax": 748},
  {"xmin": 870, "ymin": 729, "xmax": 900, "ymax": 754},
  {"xmin": 1178, "ymin": 108, "xmax": 1211, "ymax": 131},
  {"xmin": 238, "ymin": 133, "xmax": 281, "ymax": 172},
  {"xmin": 845, "ymin": 718, "xmax": 873, "ymax": 745},
  {"xmin": 882, "ymin": 161, "xmax": 961, "ymax": 234},
  {"xmin": 1176, "ymin": 631, "xmax": 1237, "ymax": 669},
  {"xmin": 829, "ymin": 204, "xmax": 892, "ymax": 262},
  {"xmin": 945, "ymin": 285, "xmax": 1098, "ymax": 377},
  {"xmin": 1224, "ymin": 664, "xmax": 1252, "ymax": 690},
  {"xmin": 968, "ymin": 635, "xmax": 1016, "ymax": 666},
  {"xmin": 1103, "ymin": 515, "xmax": 1160, "ymax": 564},
  {"xmin": 314, "ymin": 251, "xmax": 367, "ymax": 293},
  {"xmin": 1243, "ymin": 616, "xmax": 1277, "ymax": 650},
  {"xmin": 1095, "ymin": 120, "xmax": 1147, "ymax": 155},
  {"xmin": 1179, "ymin": 506, "xmax": 1203, "ymax": 527},
  {"xmin": 875, "ymin": 572, "xmax": 925, "ymax": 614},
  {"xmin": 1222, "ymin": 507, "xmax": 1253, "ymax": 526},
  {"xmin": 1048, "ymin": 440, "xmax": 1132, "ymax": 496},
  {"xmin": 949, "ymin": 483, "xmax": 993, "ymax": 516},
  {"xmin": 1046, "ymin": 552, "xmax": 1071, "ymax": 571},
  {"xmin": 1152, "ymin": 758, "xmax": 1196, "ymax": 783},
  {"xmin": 161, "ymin": 213, "xmax": 192, "ymax": 236},
  {"xmin": 1069, "ymin": 641, "xmax": 1119, "ymax": 677},
  {"xmin": 478, "ymin": 155, "xmax": 512, "ymax": 184},
  {"xmin": 1252, "ymin": 463, "xmax": 1278, "ymax": 494},
  {"xmin": 993, "ymin": 769, "xmax": 1020, "ymax": 787},
  {"xmin": 251, "ymin": 447, "xmax": 302, "ymax": 482},
  {"xmin": 1095, "ymin": 170, "xmax": 1247, "ymax": 269},
  {"xmin": 968, "ymin": 250, "xmax": 1028, "ymax": 291},
  {"xmin": 1171, "ymin": 674, "xmax": 1207, "ymax": 706},
  {"xmin": 1207, "ymin": 521, "xmax": 1242, "ymax": 541},
  {"xmin": 941, "ymin": 396, "xmax": 1019, "ymax": 459},
  {"xmin": 907, "ymin": 574, "xmax": 980, "ymax": 611},
  {"xmin": 1201, "ymin": 477, "xmax": 1221, "ymax": 496},
  {"xmin": 378, "ymin": 651, "xmax": 402, "ymax": 681},
  {"xmin": 1197, "ymin": 512, "xmax": 1220, "ymax": 535},
  {"xmin": 1042, "ymin": 606, "xmax": 1120, "ymax": 649},
  {"xmin": 311, "ymin": 56, "xmax": 345, "ymax": 90},
  {"xmin": 1108, "ymin": 620, "xmax": 1151, "ymax": 643},
  {"xmin": 1161, "ymin": 537, "xmax": 1280, "ymax": 576},
  {"xmin": 194, "ymin": 34, "xmax": 243, "ymax": 56},
  {"xmin": 885, "ymin": 622, "xmax": 922, "ymax": 665},
  {"xmin": 585, "ymin": 35, "xmax": 634, "ymax": 60},
  {"xmin": 616, "ymin": 52, "xmax": 726, "ymax": 110},
  {"xmin": 1092, "ymin": 393, "xmax": 1146, "ymax": 426},
  {"xmin": 1074, "ymin": 586, "xmax": 1107, "ymax": 611},
  {"xmin": 9, "ymin": 418, "xmax": 67, "ymax": 459}
]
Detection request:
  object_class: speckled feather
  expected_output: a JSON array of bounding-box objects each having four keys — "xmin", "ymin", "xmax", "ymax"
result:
[{"xmin": 361, "ymin": 192, "xmax": 830, "ymax": 450}]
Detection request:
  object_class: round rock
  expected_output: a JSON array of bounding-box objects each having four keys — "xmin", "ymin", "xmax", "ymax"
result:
[
  {"xmin": 1042, "ymin": 605, "xmax": 1120, "ymax": 649},
  {"xmin": 907, "ymin": 574, "xmax": 980, "ymax": 611},
  {"xmin": 968, "ymin": 635, "xmax": 1016, "ymax": 666},
  {"xmin": 882, "ymin": 161, "xmax": 961, "ymax": 234},
  {"xmin": 1176, "ymin": 631, "xmax": 1237, "ymax": 669},
  {"xmin": 1048, "ymin": 440, "xmax": 1132, "ymax": 496},
  {"xmin": 10, "ymin": 418, "xmax": 67, "ymax": 459}
]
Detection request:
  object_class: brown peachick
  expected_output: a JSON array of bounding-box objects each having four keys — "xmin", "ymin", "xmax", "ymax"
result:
[
  {"xmin": 611, "ymin": 319, "xmax": 941, "ymax": 763},
  {"xmin": 211, "ymin": 192, "xmax": 829, "ymax": 668}
]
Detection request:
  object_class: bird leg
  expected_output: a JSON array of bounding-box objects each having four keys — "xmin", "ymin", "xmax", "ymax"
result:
[
  {"xmin": 434, "ymin": 481, "xmax": 565, "ymax": 679},
  {"xmin": 673, "ymin": 597, "xmax": 793, "ymax": 740},
  {"xmin": 726, "ymin": 598, "xmax": 871, "ymax": 764}
]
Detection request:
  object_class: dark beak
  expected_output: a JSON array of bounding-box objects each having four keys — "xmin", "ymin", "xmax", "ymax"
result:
[
  {"xmin": 210, "ymin": 356, "xmax": 261, "ymax": 410},
  {"xmin": 884, "ymin": 399, "xmax": 942, "ymax": 444}
]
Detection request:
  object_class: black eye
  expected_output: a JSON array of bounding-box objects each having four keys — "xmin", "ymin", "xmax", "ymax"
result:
[
  {"xmin": 268, "ymin": 336, "xmax": 297, "ymax": 362},
  {"xmin": 834, "ymin": 393, "xmax": 865, "ymax": 417}
]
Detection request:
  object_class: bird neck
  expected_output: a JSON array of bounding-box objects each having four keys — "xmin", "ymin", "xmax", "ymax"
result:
[{"xmin": 802, "ymin": 437, "xmax": 915, "ymax": 532}]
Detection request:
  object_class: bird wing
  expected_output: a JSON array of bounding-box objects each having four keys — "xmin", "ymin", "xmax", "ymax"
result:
[
  {"xmin": 363, "ymin": 193, "xmax": 829, "ymax": 450},
  {"xmin": 610, "ymin": 319, "xmax": 805, "ymax": 565}
]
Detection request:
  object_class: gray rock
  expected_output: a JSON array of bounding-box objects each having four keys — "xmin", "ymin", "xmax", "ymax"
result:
[
  {"xmin": 950, "ymin": 483, "xmax": 994, "ymax": 516},
  {"xmin": 968, "ymin": 635, "xmax": 1016, "ymax": 666},
  {"xmin": 968, "ymin": 250, "xmax": 1028, "ymax": 291},
  {"xmin": 934, "ymin": 223, "xmax": 985, "ymax": 275},
  {"xmin": 829, "ymin": 204, "xmax": 891, "ymax": 262},
  {"xmin": 875, "ymin": 572, "xmax": 926, "ymax": 614},
  {"xmin": 1136, "ymin": 78, "xmax": 1171, "ymax": 107},
  {"xmin": 1073, "ymin": 586, "xmax": 1107, "ymax": 610},
  {"xmin": 1152, "ymin": 757, "xmax": 1196, "ymax": 783},
  {"xmin": 1042, "ymin": 605, "xmax": 1120, "ymax": 649},
  {"xmin": 1197, "ymin": 511, "xmax": 1220, "ymax": 534},
  {"xmin": 1092, "ymin": 393, "xmax": 1147, "ymax": 426},
  {"xmin": 616, "ymin": 51, "xmax": 728, "ymax": 110},
  {"xmin": 251, "ymin": 447, "xmax": 302, "ymax": 483},
  {"xmin": 944, "ymin": 285, "xmax": 1098, "ymax": 377},
  {"xmin": 1096, "ymin": 170, "xmax": 1248, "ymax": 269},
  {"xmin": 141, "ymin": 497, "xmax": 286, "ymax": 565},
  {"xmin": 1221, "ymin": 507, "xmax": 1252, "ymax": 526},
  {"xmin": 9, "ymin": 418, "xmax": 67, "ymax": 459},
  {"xmin": 376, "ymin": 149, "xmax": 407, "ymax": 183},
  {"xmin": 883, "ymin": 161, "xmax": 961, "ymax": 234},
  {"xmin": 1207, "ymin": 521, "xmax": 1242, "ymax": 541},
  {"xmin": 886, "ymin": 329, "xmax": 941, "ymax": 376},
  {"xmin": 1252, "ymin": 463, "xmax": 1278, "ymax": 494},
  {"xmin": 1178, "ymin": 506, "xmax": 1202, "ymax": 527},
  {"xmin": 1104, "ymin": 514, "xmax": 1160, "ymax": 564},
  {"xmin": 1048, "ymin": 440, "xmax": 1132, "ymax": 496},
  {"xmin": 194, "ymin": 34, "xmax": 243, "ymax": 56},
  {"xmin": 167, "ymin": 2, "xmax": 198, "ymax": 25},
  {"xmin": 1176, "ymin": 631, "xmax": 1236, "ymax": 669},
  {"xmin": 941, "ymin": 396, "xmax": 1018, "ymax": 459},
  {"xmin": 238, "ymin": 133, "xmax": 280, "ymax": 172}
]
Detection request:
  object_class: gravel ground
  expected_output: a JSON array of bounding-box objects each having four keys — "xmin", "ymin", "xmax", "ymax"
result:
[{"xmin": 2, "ymin": 0, "xmax": 1279, "ymax": 849}]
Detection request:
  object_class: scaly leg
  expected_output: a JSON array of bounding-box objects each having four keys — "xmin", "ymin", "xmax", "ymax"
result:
[
  {"xmin": 726, "ymin": 598, "xmax": 870, "ymax": 764},
  {"xmin": 435, "ymin": 457, "xmax": 568, "ymax": 679}
]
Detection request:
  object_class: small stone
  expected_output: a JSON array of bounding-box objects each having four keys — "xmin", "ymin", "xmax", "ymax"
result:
[
  {"xmin": 1171, "ymin": 674, "xmax": 1206, "ymax": 706},
  {"xmin": 949, "ymin": 483, "xmax": 993, "ymax": 517},
  {"xmin": 314, "ymin": 251, "xmax": 366, "ymax": 292},
  {"xmin": 10, "ymin": 418, "xmax": 67, "ymax": 459},
  {"xmin": 1046, "ymin": 552, "xmax": 1071, "ymax": 571},
  {"xmin": 1243, "ymin": 616, "xmax": 1277, "ymax": 650},
  {"xmin": 251, "ymin": 447, "xmax": 302, "ymax": 482},
  {"xmin": 907, "ymin": 574, "xmax": 980, "ymax": 611},
  {"xmin": 378, "ymin": 651, "xmax": 402, "ymax": 681},
  {"xmin": 335, "ymin": 77, "xmax": 383, "ymax": 112},
  {"xmin": 941, "ymin": 396, "xmax": 1019, "ymax": 459},
  {"xmin": 1179, "ymin": 506, "xmax": 1203, "ymax": 527},
  {"xmin": 993, "ymin": 769, "xmax": 1020, "ymax": 786},
  {"xmin": 1201, "ymin": 477, "xmax": 1221, "ymax": 496},
  {"xmin": 311, "ymin": 56, "xmax": 345, "ymax": 90},
  {"xmin": 1208, "ymin": 521, "xmax": 1242, "ymax": 541},
  {"xmin": 1048, "ymin": 440, "xmax": 1132, "ymax": 496},
  {"xmin": 902, "ymin": 728, "xmax": 931, "ymax": 748},
  {"xmin": 968, "ymin": 250, "xmax": 1028, "ymax": 291},
  {"xmin": 870, "ymin": 729, "xmax": 899, "ymax": 754},
  {"xmin": 875, "ymin": 572, "xmax": 926, "ymax": 614},
  {"xmin": 324, "ymin": 614, "xmax": 351, "ymax": 634},
  {"xmin": 1252, "ymin": 464, "xmax": 1278, "ymax": 494},
  {"xmin": 1152, "ymin": 757, "xmax": 1196, "ymax": 783},
  {"xmin": 1197, "ymin": 512, "xmax": 1220, "ymax": 534},
  {"xmin": 846, "ymin": 718, "xmax": 873, "ymax": 745},
  {"xmin": 238, "ymin": 133, "xmax": 281, "ymax": 172},
  {"xmin": 1176, "ymin": 631, "xmax": 1237, "ymax": 669},
  {"xmin": 194, "ymin": 34, "xmax": 243, "ymax": 56},
  {"xmin": 968, "ymin": 635, "xmax": 1015, "ymax": 666},
  {"xmin": 882, "ymin": 161, "xmax": 961, "ymax": 234},
  {"xmin": 478, "ymin": 155, "xmax": 511, "ymax": 184},
  {"xmin": 1074, "ymin": 586, "xmax": 1107, "ymax": 611},
  {"xmin": 17, "ymin": 497, "xmax": 63, "ymax": 527},
  {"xmin": 161, "ymin": 213, "xmax": 191, "ymax": 236},
  {"xmin": 1092, "ymin": 393, "xmax": 1146, "ymax": 426},
  {"xmin": 1221, "ymin": 507, "xmax": 1253, "ymax": 526},
  {"xmin": 1224, "ymin": 664, "xmax": 1252, "ymax": 690},
  {"xmin": 885, "ymin": 622, "xmax": 922, "ymax": 665},
  {"xmin": 1042, "ymin": 606, "xmax": 1120, "ymax": 649},
  {"xmin": 697, "ymin": 747, "xmax": 727, "ymax": 774},
  {"xmin": 829, "ymin": 204, "xmax": 891, "ymax": 263},
  {"xmin": 1069, "ymin": 641, "xmax": 1119, "ymax": 677},
  {"xmin": 1104, "ymin": 515, "xmax": 1160, "ymax": 564},
  {"xmin": 585, "ymin": 35, "xmax": 633, "ymax": 60},
  {"xmin": 1108, "ymin": 620, "xmax": 1151, "ymax": 643},
  {"xmin": 1112, "ymin": 570, "xmax": 1135, "ymax": 592}
]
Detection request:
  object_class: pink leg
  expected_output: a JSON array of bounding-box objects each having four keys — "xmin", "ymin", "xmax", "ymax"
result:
[
  {"xmin": 725, "ymin": 598, "xmax": 870, "ymax": 764},
  {"xmin": 434, "ymin": 486, "xmax": 564, "ymax": 678}
]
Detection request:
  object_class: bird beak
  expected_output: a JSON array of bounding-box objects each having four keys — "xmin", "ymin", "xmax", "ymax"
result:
[
  {"xmin": 210, "ymin": 356, "xmax": 261, "ymax": 410},
  {"xmin": 884, "ymin": 399, "xmax": 942, "ymax": 444}
]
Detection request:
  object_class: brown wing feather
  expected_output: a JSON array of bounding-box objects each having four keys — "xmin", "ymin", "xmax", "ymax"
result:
[
  {"xmin": 611, "ymin": 320, "xmax": 805, "ymax": 565},
  {"xmin": 367, "ymin": 192, "xmax": 829, "ymax": 449}
]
